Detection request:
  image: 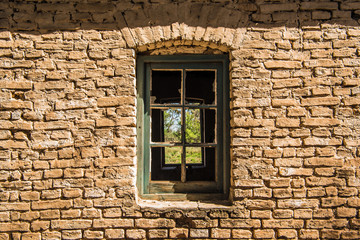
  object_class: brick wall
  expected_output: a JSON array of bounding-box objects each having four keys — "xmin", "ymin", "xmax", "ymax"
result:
[{"xmin": 0, "ymin": 0, "xmax": 360, "ymax": 239}]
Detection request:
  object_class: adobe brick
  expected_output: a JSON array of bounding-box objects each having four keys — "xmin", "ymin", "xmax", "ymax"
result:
[
  {"xmin": 246, "ymin": 200, "xmax": 275, "ymax": 210},
  {"xmin": 303, "ymin": 137, "xmax": 342, "ymax": 146},
  {"xmin": 83, "ymin": 230, "xmax": 103, "ymax": 240},
  {"xmin": 321, "ymin": 229, "xmax": 341, "ymax": 239},
  {"xmin": 280, "ymin": 168, "xmax": 313, "ymax": 177},
  {"xmin": 233, "ymin": 119, "xmax": 273, "ymax": 128},
  {"xmin": 278, "ymin": 229, "xmax": 297, "ymax": 239},
  {"xmin": 233, "ymin": 138, "xmax": 271, "ymax": 146},
  {"xmin": 253, "ymin": 188, "xmax": 272, "ymax": 198},
  {"xmin": 260, "ymin": 3, "xmax": 298, "ymax": 13},
  {"xmin": 311, "ymin": 107, "xmax": 333, "ymax": 117},
  {"xmin": 278, "ymin": 199, "xmax": 319, "ymax": 209},
  {"xmin": 0, "ymin": 100, "xmax": 32, "ymax": 110},
  {"xmin": 148, "ymin": 229, "xmax": 167, "ymax": 239},
  {"xmin": 303, "ymin": 118, "xmax": 341, "ymax": 127},
  {"xmin": 336, "ymin": 207, "xmax": 356, "ymax": 218},
  {"xmin": 251, "ymin": 210, "xmax": 271, "ymax": 219},
  {"xmin": 40, "ymin": 210, "xmax": 60, "ymax": 220},
  {"xmin": 189, "ymin": 229, "xmax": 209, "ymax": 238},
  {"xmin": 20, "ymin": 211, "xmax": 39, "ymax": 221},
  {"xmin": 93, "ymin": 219, "xmax": 134, "ymax": 228},
  {"xmin": 272, "ymin": 138, "xmax": 301, "ymax": 147},
  {"xmin": 304, "ymin": 42, "xmax": 332, "ymax": 50},
  {"xmin": 55, "ymin": 99, "xmax": 96, "ymax": 110},
  {"xmin": 306, "ymin": 177, "xmax": 346, "ymax": 187},
  {"xmin": 312, "ymin": 11, "xmax": 331, "ymax": 20},
  {"xmin": 304, "ymin": 157, "xmax": 343, "ymax": 167},
  {"xmin": 312, "ymin": 209, "xmax": 333, "ymax": 219},
  {"xmin": 273, "ymin": 209, "xmax": 294, "ymax": 219},
  {"xmin": 299, "ymin": 229, "xmax": 319, "ymax": 239},
  {"xmin": 61, "ymin": 230, "xmax": 82, "ymax": 239},
  {"xmin": 51, "ymin": 219, "xmax": 92, "ymax": 230},
  {"xmin": 105, "ymin": 229, "xmax": 125, "ymax": 239},
  {"xmin": 294, "ymin": 209, "xmax": 313, "ymax": 219},
  {"xmin": 341, "ymin": 2, "xmax": 360, "ymax": 10},
  {"xmin": 276, "ymin": 118, "xmax": 300, "ymax": 128},
  {"xmin": 169, "ymin": 228, "xmax": 188, "ymax": 238},
  {"xmin": 234, "ymin": 189, "xmax": 251, "ymax": 198},
  {"xmin": 314, "ymin": 168, "xmax": 335, "ymax": 177},
  {"xmin": 272, "ymin": 99, "xmax": 298, "ymax": 107},
  {"xmin": 343, "ymin": 97, "xmax": 360, "ymax": 105},
  {"xmin": 32, "ymin": 200, "xmax": 72, "ymax": 210},
  {"xmin": 34, "ymin": 121, "xmax": 71, "ymax": 130},
  {"xmin": 220, "ymin": 219, "xmax": 261, "ymax": 228},
  {"xmin": 234, "ymin": 179, "xmax": 264, "ymax": 188},
  {"xmin": 342, "ymin": 231, "xmax": 360, "ymax": 239},
  {"xmin": 301, "ymin": 97, "xmax": 340, "ymax": 106},
  {"xmin": 242, "ymin": 40, "xmax": 276, "ymax": 50},
  {"xmin": 307, "ymin": 219, "xmax": 347, "ymax": 229},
  {"xmin": 210, "ymin": 228, "xmax": 230, "ymax": 239},
  {"xmin": 233, "ymin": 98, "xmax": 270, "ymax": 108},
  {"xmin": 0, "ymin": 81, "xmax": 32, "ymax": 89},
  {"xmin": 269, "ymin": 178, "xmax": 290, "ymax": 188},
  {"xmin": 321, "ymin": 197, "xmax": 347, "ymax": 207},
  {"xmin": 275, "ymin": 158, "xmax": 302, "ymax": 167},
  {"xmin": 263, "ymin": 219, "xmax": 304, "ymax": 229},
  {"xmin": 254, "ymin": 229, "xmax": 275, "ymax": 239},
  {"xmin": 265, "ymin": 61, "xmax": 302, "ymax": 69}
]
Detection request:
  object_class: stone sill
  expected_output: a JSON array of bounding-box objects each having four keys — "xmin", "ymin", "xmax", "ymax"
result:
[{"xmin": 137, "ymin": 199, "xmax": 233, "ymax": 210}]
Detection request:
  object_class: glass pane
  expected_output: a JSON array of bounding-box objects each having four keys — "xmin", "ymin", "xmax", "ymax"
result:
[
  {"xmin": 185, "ymin": 71, "xmax": 215, "ymax": 105},
  {"xmin": 186, "ymin": 147, "xmax": 216, "ymax": 181},
  {"xmin": 151, "ymin": 147, "xmax": 180, "ymax": 181},
  {"xmin": 204, "ymin": 109, "xmax": 216, "ymax": 143},
  {"xmin": 165, "ymin": 147, "xmax": 182, "ymax": 165},
  {"xmin": 185, "ymin": 109, "xmax": 201, "ymax": 143},
  {"xmin": 186, "ymin": 147, "xmax": 202, "ymax": 164},
  {"xmin": 164, "ymin": 109, "xmax": 181, "ymax": 142},
  {"xmin": 151, "ymin": 108, "xmax": 181, "ymax": 143},
  {"xmin": 151, "ymin": 70, "xmax": 181, "ymax": 104}
]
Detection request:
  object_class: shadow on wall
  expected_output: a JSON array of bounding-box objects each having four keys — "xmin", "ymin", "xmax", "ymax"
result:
[{"xmin": 0, "ymin": 0, "xmax": 359, "ymax": 34}]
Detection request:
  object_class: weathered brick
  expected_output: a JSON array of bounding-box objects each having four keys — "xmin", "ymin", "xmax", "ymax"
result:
[
  {"xmin": 220, "ymin": 219, "xmax": 261, "ymax": 228},
  {"xmin": 303, "ymin": 137, "xmax": 342, "ymax": 146},
  {"xmin": 105, "ymin": 229, "xmax": 125, "ymax": 239},
  {"xmin": 232, "ymin": 229, "xmax": 252, "ymax": 239},
  {"xmin": 276, "ymin": 118, "xmax": 300, "ymax": 128},
  {"xmin": 93, "ymin": 219, "xmax": 134, "ymax": 228},
  {"xmin": 51, "ymin": 220, "xmax": 92, "ymax": 230},
  {"xmin": 55, "ymin": 99, "xmax": 96, "ymax": 110},
  {"xmin": 263, "ymin": 219, "xmax": 304, "ymax": 228},
  {"xmin": 278, "ymin": 199, "xmax": 319, "ymax": 209},
  {"xmin": 32, "ymin": 200, "xmax": 72, "ymax": 210},
  {"xmin": 0, "ymin": 223, "xmax": 29, "ymax": 232},
  {"xmin": 304, "ymin": 157, "xmax": 343, "ymax": 167},
  {"xmin": 299, "ymin": 229, "xmax": 319, "ymax": 239}
]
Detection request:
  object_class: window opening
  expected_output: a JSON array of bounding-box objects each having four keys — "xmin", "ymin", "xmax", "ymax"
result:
[
  {"xmin": 137, "ymin": 55, "xmax": 229, "ymax": 200},
  {"xmin": 150, "ymin": 69, "xmax": 216, "ymax": 182}
]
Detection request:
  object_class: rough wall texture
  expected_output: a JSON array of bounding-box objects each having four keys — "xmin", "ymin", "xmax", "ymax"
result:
[{"xmin": 0, "ymin": 0, "xmax": 360, "ymax": 239}]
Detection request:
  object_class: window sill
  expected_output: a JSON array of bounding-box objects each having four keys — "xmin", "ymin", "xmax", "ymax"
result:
[{"xmin": 137, "ymin": 198, "xmax": 232, "ymax": 210}]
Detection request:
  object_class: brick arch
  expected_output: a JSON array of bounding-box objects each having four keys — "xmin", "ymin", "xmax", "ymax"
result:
[
  {"xmin": 119, "ymin": 1, "xmax": 249, "ymax": 51},
  {"xmin": 121, "ymin": 24, "xmax": 246, "ymax": 51}
]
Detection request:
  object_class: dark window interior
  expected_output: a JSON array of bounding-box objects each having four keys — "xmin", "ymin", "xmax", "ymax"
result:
[{"xmin": 150, "ymin": 69, "xmax": 216, "ymax": 182}]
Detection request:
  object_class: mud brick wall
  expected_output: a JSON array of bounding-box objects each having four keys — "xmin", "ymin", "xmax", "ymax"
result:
[{"xmin": 0, "ymin": 0, "xmax": 360, "ymax": 239}]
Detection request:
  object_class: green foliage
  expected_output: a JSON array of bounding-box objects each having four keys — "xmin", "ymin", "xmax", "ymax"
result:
[
  {"xmin": 185, "ymin": 109, "xmax": 201, "ymax": 143},
  {"xmin": 163, "ymin": 109, "xmax": 181, "ymax": 142},
  {"xmin": 163, "ymin": 109, "xmax": 202, "ymax": 164}
]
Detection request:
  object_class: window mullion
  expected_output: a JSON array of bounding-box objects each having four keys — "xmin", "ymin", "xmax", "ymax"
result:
[{"xmin": 181, "ymin": 69, "xmax": 186, "ymax": 183}]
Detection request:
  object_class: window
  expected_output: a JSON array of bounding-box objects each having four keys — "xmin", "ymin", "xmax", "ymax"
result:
[{"xmin": 137, "ymin": 55, "xmax": 229, "ymax": 201}]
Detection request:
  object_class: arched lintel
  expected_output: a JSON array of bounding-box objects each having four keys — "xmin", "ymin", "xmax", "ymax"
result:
[{"xmin": 126, "ymin": 24, "xmax": 245, "ymax": 53}]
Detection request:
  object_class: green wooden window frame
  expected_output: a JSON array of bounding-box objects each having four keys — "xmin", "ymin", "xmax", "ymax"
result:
[{"xmin": 137, "ymin": 55, "xmax": 229, "ymax": 201}]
